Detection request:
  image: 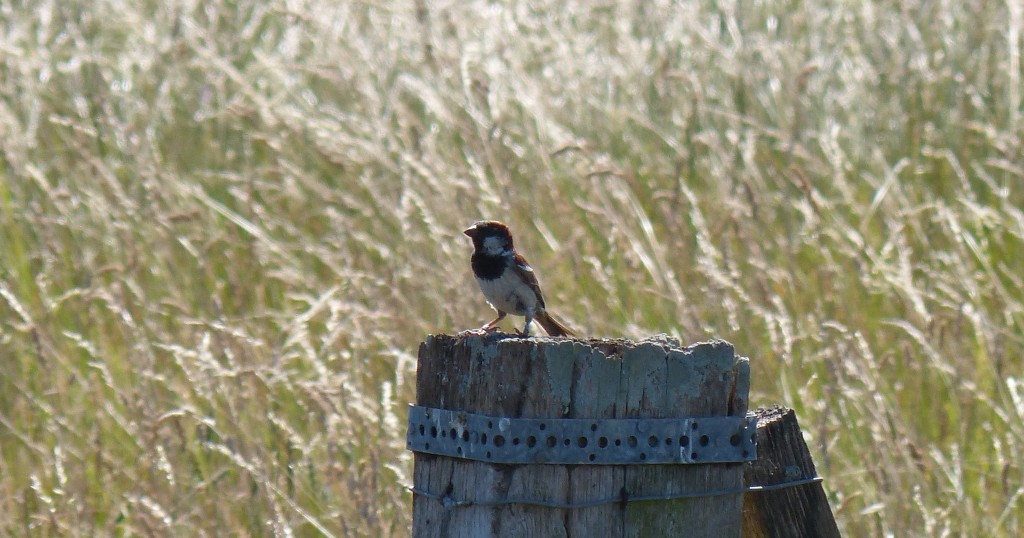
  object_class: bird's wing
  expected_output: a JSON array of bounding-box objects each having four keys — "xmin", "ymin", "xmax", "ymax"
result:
[{"xmin": 511, "ymin": 252, "xmax": 546, "ymax": 310}]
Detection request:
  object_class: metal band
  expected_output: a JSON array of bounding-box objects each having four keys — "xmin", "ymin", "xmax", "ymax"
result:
[{"xmin": 407, "ymin": 405, "xmax": 757, "ymax": 465}]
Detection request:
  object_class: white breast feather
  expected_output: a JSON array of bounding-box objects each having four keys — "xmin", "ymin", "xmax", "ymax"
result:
[{"xmin": 477, "ymin": 268, "xmax": 537, "ymax": 316}]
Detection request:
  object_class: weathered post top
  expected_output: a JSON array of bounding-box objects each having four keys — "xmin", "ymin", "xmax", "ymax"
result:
[{"xmin": 410, "ymin": 332, "xmax": 752, "ymax": 538}]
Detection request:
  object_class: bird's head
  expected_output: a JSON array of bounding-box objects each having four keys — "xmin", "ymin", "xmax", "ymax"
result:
[{"xmin": 464, "ymin": 220, "xmax": 514, "ymax": 255}]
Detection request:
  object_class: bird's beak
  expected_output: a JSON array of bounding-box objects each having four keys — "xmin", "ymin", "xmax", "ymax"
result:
[{"xmin": 463, "ymin": 224, "xmax": 477, "ymax": 237}]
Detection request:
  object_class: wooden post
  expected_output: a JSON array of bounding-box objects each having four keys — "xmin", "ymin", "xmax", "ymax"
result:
[
  {"xmin": 742, "ymin": 406, "xmax": 841, "ymax": 537},
  {"xmin": 411, "ymin": 333, "xmax": 751, "ymax": 538}
]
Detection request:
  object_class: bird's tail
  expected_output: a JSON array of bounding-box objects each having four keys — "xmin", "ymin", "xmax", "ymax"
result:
[{"xmin": 536, "ymin": 311, "xmax": 575, "ymax": 337}]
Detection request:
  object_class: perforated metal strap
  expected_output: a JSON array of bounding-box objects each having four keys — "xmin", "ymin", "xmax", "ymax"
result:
[{"xmin": 407, "ymin": 405, "xmax": 757, "ymax": 465}]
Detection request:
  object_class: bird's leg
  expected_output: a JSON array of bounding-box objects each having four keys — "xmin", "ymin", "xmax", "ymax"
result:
[
  {"xmin": 481, "ymin": 311, "xmax": 507, "ymax": 331},
  {"xmin": 518, "ymin": 315, "xmax": 533, "ymax": 337}
]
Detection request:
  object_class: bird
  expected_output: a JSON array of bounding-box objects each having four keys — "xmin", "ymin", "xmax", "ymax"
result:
[{"xmin": 463, "ymin": 220, "xmax": 575, "ymax": 337}]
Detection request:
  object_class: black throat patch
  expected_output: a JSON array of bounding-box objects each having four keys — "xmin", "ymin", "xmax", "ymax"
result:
[{"xmin": 471, "ymin": 253, "xmax": 508, "ymax": 280}]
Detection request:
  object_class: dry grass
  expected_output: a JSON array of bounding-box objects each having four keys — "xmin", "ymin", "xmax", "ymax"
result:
[{"xmin": 1, "ymin": 0, "xmax": 1023, "ymax": 535}]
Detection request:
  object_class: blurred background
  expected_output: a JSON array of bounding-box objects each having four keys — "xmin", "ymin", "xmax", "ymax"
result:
[{"xmin": 1, "ymin": 0, "xmax": 1022, "ymax": 535}]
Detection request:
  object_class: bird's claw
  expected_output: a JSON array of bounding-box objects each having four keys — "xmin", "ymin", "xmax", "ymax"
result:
[{"xmin": 459, "ymin": 326, "xmax": 501, "ymax": 336}]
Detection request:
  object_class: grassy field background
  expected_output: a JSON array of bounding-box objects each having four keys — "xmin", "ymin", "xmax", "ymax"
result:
[{"xmin": 2, "ymin": 0, "xmax": 1023, "ymax": 535}]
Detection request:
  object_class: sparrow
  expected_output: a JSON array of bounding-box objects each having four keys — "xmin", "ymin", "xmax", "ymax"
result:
[{"xmin": 463, "ymin": 220, "xmax": 575, "ymax": 337}]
